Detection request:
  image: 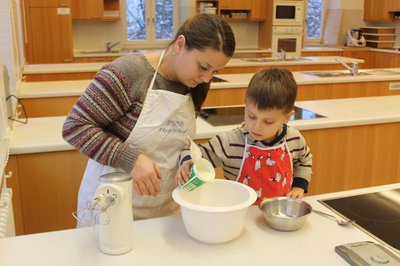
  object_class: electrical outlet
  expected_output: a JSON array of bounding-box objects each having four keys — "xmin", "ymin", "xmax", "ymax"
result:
[{"xmin": 389, "ymin": 83, "xmax": 400, "ymax": 90}]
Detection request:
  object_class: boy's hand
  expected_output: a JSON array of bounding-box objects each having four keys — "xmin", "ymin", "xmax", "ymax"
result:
[
  {"xmin": 286, "ymin": 187, "xmax": 304, "ymax": 199},
  {"xmin": 175, "ymin": 160, "xmax": 193, "ymax": 186}
]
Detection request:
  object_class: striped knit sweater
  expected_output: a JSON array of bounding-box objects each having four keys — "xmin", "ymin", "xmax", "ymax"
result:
[
  {"xmin": 62, "ymin": 53, "xmax": 189, "ymax": 173},
  {"xmin": 180, "ymin": 124, "xmax": 312, "ymax": 192}
]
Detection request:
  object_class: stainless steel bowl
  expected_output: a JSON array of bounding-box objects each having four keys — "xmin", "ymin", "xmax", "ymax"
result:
[{"xmin": 259, "ymin": 197, "xmax": 312, "ymax": 231}]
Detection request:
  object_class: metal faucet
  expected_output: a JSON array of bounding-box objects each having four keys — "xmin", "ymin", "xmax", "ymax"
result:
[
  {"xmin": 106, "ymin": 42, "xmax": 121, "ymax": 53},
  {"xmin": 335, "ymin": 57, "xmax": 359, "ymax": 75},
  {"xmin": 268, "ymin": 48, "xmax": 286, "ymax": 60}
]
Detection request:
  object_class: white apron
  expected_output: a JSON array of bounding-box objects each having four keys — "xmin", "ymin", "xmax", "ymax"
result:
[{"xmin": 77, "ymin": 51, "xmax": 195, "ymax": 225}]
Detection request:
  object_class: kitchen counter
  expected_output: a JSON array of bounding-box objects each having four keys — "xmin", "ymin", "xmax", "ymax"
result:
[
  {"xmin": 1, "ymin": 183, "xmax": 399, "ymax": 266},
  {"xmin": 9, "ymin": 95, "xmax": 400, "ymax": 154},
  {"xmin": 22, "ymin": 56, "xmax": 364, "ymax": 75},
  {"xmin": 18, "ymin": 67, "xmax": 400, "ymax": 99}
]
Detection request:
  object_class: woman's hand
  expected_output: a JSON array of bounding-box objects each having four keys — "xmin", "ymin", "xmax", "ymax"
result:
[
  {"xmin": 286, "ymin": 187, "xmax": 304, "ymax": 199},
  {"xmin": 130, "ymin": 154, "xmax": 161, "ymax": 196},
  {"xmin": 175, "ymin": 160, "xmax": 193, "ymax": 186}
]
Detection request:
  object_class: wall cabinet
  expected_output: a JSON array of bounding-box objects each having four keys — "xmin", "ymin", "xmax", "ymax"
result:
[
  {"xmin": 23, "ymin": 0, "xmax": 73, "ymax": 63},
  {"xmin": 363, "ymin": 0, "xmax": 400, "ymax": 22},
  {"xmin": 71, "ymin": 0, "xmax": 120, "ymax": 20},
  {"xmin": 196, "ymin": 0, "xmax": 265, "ymax": 21}
]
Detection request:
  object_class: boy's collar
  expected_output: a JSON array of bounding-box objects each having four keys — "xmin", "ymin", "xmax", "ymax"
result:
[{"xmin": 246, "ymin": 124, "xmax": 287, "ymax": 146}]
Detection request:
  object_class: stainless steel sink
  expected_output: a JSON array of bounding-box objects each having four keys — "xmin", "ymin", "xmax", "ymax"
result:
[
  {"xmin": 302, "ymin": 69, "xmax": 400, "ymax": 78},
  {"xmin": 78, "ymin": 49, "xmax": 138, "ymax": 54},
  {"xmin": 241, "ymin": 57, "xmax": 311, "ymax": 63},
  {"xmin": 301, "ymin": 71, "xmax": 370, "ymax": 78},
  {"xmin": 362, "ymin": 69, "xmax": 400, "ymax": 76}
]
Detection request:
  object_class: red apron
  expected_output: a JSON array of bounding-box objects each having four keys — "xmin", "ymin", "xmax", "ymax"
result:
[{"xmin": 237, "ymin": 137, "xmax": 293, "ymax": 206}]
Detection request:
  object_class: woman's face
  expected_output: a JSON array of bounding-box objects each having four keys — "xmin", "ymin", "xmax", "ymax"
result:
[{"xmin": 173, "ymin": 36, "xmax": 231, "ymax": 88}]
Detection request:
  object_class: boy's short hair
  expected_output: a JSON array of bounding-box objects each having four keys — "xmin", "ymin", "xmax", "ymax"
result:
[{"xmin": 246, "ymin": 68, "xmax": 297, "ymax": 114}]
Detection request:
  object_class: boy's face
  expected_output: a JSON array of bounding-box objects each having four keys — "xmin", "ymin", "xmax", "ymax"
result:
[{"xmin": 244, "ymin": 100, "xmax": 294, "ymax": 142}]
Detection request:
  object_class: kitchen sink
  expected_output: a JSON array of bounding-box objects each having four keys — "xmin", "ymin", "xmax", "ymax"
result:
[
  {"xmin": 302, "ymin": 69, "xmax": 400, "ymax": 78},
  {"xmin": 241, "ymin": 57, "xmax": 311, "ymax": 63},
  {"xmin": 301, "ymin": 71, "xmax": 370, "ymax": 78},
  {"xmin": 362, "ymin": 69, "xmax": 400, "ymax": 75},
  {"xmin": 78, "ymin": 49, "xmax": 138, "ymax": 54}
]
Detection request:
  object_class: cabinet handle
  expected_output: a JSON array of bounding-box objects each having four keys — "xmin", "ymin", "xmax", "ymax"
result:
[{"xmin": 63, "ymin": 59, "xmax": 73, "ymax": 62}]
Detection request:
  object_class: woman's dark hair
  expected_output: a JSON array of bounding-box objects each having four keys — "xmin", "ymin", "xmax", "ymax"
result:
[
  {"xmin": 246, "ymin": 68, "xmax": 298, "ymax": 114},
  {"xmin": 171, "ymin": 14, "xmax": 236, "ymax": 114}
]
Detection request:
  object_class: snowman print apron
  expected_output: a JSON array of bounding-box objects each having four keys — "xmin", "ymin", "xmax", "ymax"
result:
[{"xmin": 237, "ymin": 136, "xmax": 293, "ymax": 206}]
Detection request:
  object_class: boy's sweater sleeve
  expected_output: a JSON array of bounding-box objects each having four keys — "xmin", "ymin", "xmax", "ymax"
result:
[
  {"xmin": 62, "ymin": 64, "xmax": 142, "ymax": 173},
  {"xmin": 178, "ymin": 136, "xmax": 226, "ymax": 167},
  {"xmin": 178, "ymin": 130, "xmax": 240, "ymax": 168},
  {"xmin": 292, "ymin": 133, "xmax": 313, "ymax": 193}
]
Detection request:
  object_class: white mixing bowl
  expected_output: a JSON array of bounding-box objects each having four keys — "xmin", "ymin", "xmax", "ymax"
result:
[{"xmin": 172, "ymin": 179, "xmax": 257, "ymax": 244}]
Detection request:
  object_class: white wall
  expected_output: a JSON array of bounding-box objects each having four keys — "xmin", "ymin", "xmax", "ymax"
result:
[
  {"xmin": 326, "ymin": 0, "xmax": 367, "ymax": 46},
  {"xmin": 328, "ymin": 0, "xmax": 364, "ymax": 10},
  {"xmin": 0, "ymin": 0, "xmax": 23, "ymax": 117}
]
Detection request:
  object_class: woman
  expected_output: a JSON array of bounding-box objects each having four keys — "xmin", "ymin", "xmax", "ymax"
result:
[{"xmin": 62, "ymin": 14, "xmax": 236, "ymax": 224}]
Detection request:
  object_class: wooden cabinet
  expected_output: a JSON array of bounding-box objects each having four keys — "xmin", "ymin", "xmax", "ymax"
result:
[
  {"xmin": 23, "ymin": 0, "xmax": 73, "ymax": 64},
  {"xmin": 71, "ymin": 0, "xmax": 120, "ymax": 20},
  {"xmin": 300, "ymin": 51, "xmax": 343, "ymax": 57},
  {"xmin": 363, "ymin": 0, "xmax": 400, "ymax": 22},
  {"xmin": 370, "ymin": 51, "xmax": 400, "ymax": 68},
  {"xmin": 342, "ymin": 50, "xmax": 372, "ymax": 69},
  {"xmin": 25, "ymin": 0, "xmax": 70, "ymax": 7},
  {"xmin": 196, "ymin": 0, "xmax": 265, "ymax": 21},
  {"xmin": 219, "ymin": 0, "xmax": 252, "ymax": 10},
  {"xmin": 6, "ymin": 152, "xmax": 88, "ymax": 235}
]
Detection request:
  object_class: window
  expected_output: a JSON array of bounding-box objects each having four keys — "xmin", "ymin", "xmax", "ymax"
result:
[
  {"xmin": 305, "ymin": 0, "xmax": 326, "ymax": 44},
  {"xmin": 125, "ymin": 0, "xmax": 179, "ymax": 48}
]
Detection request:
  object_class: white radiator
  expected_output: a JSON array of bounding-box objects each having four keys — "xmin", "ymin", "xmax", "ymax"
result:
[
  {"xmin": 0, "ymin": 39, "xmax": 14, "ymax": 238},
  {"xmin": 0, "ymin": 187, "xmax": 15, "ymax": 237}
]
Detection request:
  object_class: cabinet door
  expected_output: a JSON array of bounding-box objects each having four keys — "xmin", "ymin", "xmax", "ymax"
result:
[
  {"xmin": 219, "ymin": 0, "xmax": 252, "ymax": 10},
  {"xmin": 14, "ymin": 151, "xmax": 88, "ymax": 234},
  {"xmin": 26, "ymin": 7, "xmax": 73, "ymax": 63},
  {"xmin": 364, "ymin": 0, "xmax": 393, "ymax": 21},
  {"xmin": 250, "ymin": 0, "xmax": 266, "ymax": 20},
  {"xmin": 389, "ymin": 0, "xmax": 400, "ymax": 10},
  {"xmin": 25, "ymin": 0, "xmax": 70, "ymax": 7},
  {"xmin": 71, "ymin": 0, "xmax": 103, "ymax": 20}
]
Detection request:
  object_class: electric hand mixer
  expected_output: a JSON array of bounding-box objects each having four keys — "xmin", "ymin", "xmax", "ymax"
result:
[{"xmin": 94, "ymin": 172, "xmax": 133, "ymax": 255}]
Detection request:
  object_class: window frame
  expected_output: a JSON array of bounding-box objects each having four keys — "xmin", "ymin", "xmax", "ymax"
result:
[
  {"xmin": 303, "ymin": 0, "xmax": 328, "ymax": 46},
  {"xmin": 123, "ymin": 0, "xmax": 180, "ymax": 49}
]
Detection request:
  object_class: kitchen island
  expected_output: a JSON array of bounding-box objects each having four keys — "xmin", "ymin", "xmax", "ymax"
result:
[
  {"xmin": 17, "ymin": 67, "xmax": 400, "ymax": 117},
  {"xmin": 22, "ymin": 56, "xmax": 364, "ymax": 81},
  {"xmin": 6, "ymin": 95, "xmax": 400, "ymax": 236},
  {"xmin": 1, "ymin": 183, "xmax": 399, "ymax": 266}
]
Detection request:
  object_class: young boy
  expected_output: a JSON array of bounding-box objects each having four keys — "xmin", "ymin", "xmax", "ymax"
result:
[{"xmin": 176, "ymin": 68, "xmax": 312, "ymax": 205}]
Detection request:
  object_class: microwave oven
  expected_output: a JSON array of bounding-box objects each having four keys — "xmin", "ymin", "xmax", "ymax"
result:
[{"xmin": 273, "ymin": 0, "xmax": 304, "ymax": 26}]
